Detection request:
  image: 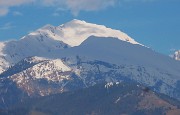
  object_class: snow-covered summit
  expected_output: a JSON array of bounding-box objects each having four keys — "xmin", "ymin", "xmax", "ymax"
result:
[
  {"xmin": 0, "ymin": 19, "xmax": 141, "ymax": 73},
  {"xmin": 173, "ymin": 50, "xmax": 180, "ymax": 61},
  {"xmin": 25, "ymin": 19, "xmax": 140, "ymax": 47},
  {"xmin": 1, "ymin": 34, "xmax": 180, "ymax": 105},
  {"xmin": 57, "ymin": 19, "xmax": 140, "ymax": 46}
]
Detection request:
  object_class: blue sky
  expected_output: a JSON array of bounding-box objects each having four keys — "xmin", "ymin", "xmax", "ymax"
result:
[{"xmin": 0, "ymin": 0, "xmax": 179, "ymax": 55}]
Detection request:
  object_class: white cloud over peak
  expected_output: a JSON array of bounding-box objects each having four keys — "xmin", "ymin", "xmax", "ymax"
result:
[
  {"xmin": 13, "ymin": 11, "xmax": 23, "ymax": 16},
  {"xmin": 39, "ymin": 0, "xmax": 116, "ymax": 16},
  {"xmin": 0, "ymin": 0, "xmax": 34, "ymax": 16},
  {"xmin": 0, "ymin": 0, "xmax": 154, "ymax": 16},
  {"xmin": 64, "ymin": 0, "xmax": 116, "ymax": 16}
]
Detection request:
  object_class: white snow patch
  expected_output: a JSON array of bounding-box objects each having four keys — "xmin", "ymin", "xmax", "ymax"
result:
[
  {"xmin": 105, "ymin": 82, "xmax": 114, "ymax": 88},
  {"xmin": 114, "ymin": 97, "xmax": 121, "ymax": 104},
  {"xmin": 56, "ymin": 19, "xmax": 140, "ymax": 46},
  {"xmin": 173, "ymin": 50, "xmax": 180, "ymax": 61}
]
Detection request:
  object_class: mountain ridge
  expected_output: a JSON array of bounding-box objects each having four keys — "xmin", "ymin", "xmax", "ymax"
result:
[
  {"xmin": 0, "ymin": 20, "xmax": 180, "ymax": 109},
  {"xmin": 0, "ymin": 36, "xmax": 180, "ymax": 108},
  {"xmin": 2, "ymin": 82, "xmax": 180, "ymax": 115},
  {"xmin": 0, "ymin": 19, "xmax": 140, "ymax": 73}
]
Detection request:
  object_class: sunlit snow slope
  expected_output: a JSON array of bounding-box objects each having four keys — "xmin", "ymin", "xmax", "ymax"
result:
[
  {"xmin": 1, "ymin": 20, "xmax": 180, "ymax": 108},
  {"xmin": 0, "ymin": 19, "xmax": 139, "ymax": 73}
]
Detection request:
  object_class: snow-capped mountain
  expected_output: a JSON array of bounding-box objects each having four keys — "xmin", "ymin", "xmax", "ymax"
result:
[
  {"xmin": 55, "ymin": 19, "xmax": 139, "ymax": 46},
  {"xmin": 0, "ymin": 19, "xmax": 139, "ymax": 73},
  {"xmin": 1, "ymin": 36, "xmax": 180, "ymax": 108},
  {"xmin": 8, "ymin": 59, "xmax": 84, "ymax": 97},
  {"xmin": 0, "ymin": 20, "xmax": 180, "ymax": 108},
  {"xmin": 173, "ymin": 50, "xmax": 180, "ymax": 61}
]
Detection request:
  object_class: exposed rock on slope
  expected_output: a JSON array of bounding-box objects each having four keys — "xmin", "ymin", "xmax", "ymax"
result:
[{"xmin": 173, "ymin": 50, "xmax": 180, "ymax": 61}]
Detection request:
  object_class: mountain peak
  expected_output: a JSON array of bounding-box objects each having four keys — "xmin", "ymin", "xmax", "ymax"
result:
[
  {"xmin": 20, "ymin": 19, "xmax": 140, "ymax": 47},
  {"xmin": 70, "ymin": 19, "xmax": 87, "ymax": 24},
  {"xmin": 0, "ymin": 20, "xmax": 141, "ymax": 73},
  {"xmin": 57, "ymin": 19, "xmax": 140, "ymax": 46},
  {"xmin": 61, "ymin": 19, "xmax": 107, "ymax": 28},
  {"xmin": 40, "ymin": 24, "xmax": 55, "ymax": 30}
]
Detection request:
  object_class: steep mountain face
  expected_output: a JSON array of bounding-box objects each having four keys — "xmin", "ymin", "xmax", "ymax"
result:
[
  {"xmin": 0, "ymin": 56, "xmax": 48, "ymax": 78},
  {"xmin": 0, "ymin": 20, "xmax": 180, "ymax": 109},
  {"xmin": 56, "ymin": 19, "xmax": 139, "ymax": 46},
  {"xmin": 57, "ymin": 37, "xmax": 180, "ymax": 98},
  {"xmin": 0, "ymin": 57, "xmax": 85, "ymax": 108},
  {"xmin": 0, "ymin": 19, "xmax": 139, "ymax": 73},
  {"xmin": 173, "ymin": 50, "xmax": 180, "ymax": 61},
  {"xmin": 1, "ymin": 82, "xmax": 180, "ymax": 115},
  {"xmin": 8, "ymin": 59, "xmax": 84, "ymax": 96},
  {"xmin": 0, "ymin": 33, "xmax": 69, "ymax": 73}
]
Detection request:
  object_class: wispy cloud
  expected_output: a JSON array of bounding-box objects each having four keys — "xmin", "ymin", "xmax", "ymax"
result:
[
  {"xmin": 52, "ymin": 12, "xmax": 60, "ymax": 17},
  {"xmin": 0, "ymin": 0, "xmax": 154, "ymax": 16},
  {"xmin": 0, "ymin": 22, "xmax": 15, "ymax": 30},
  {"xmin": 13, "ymin": 11, "xmax": 23, "ymax": 16},
  {"xmin": 170, "ymin": 48, "xmax": 176, "ymax": 52},
  {"xmin": 0, "ymin": 0, "xmax": 34, "ymax": 16},
  {"xmin": 38, "ymin": 0, "xmax": 117, "ymax": 16},
  {"xmin": 51, "ymin": 7, "xmax": 65, "ymax": 17},
  {"xmin": 0, "ymin": 7, "xmax": 9, "ymax": 16},
  {"xmin": 123, "ymin": 0, "xmax": 154, "ymax": 2}
]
